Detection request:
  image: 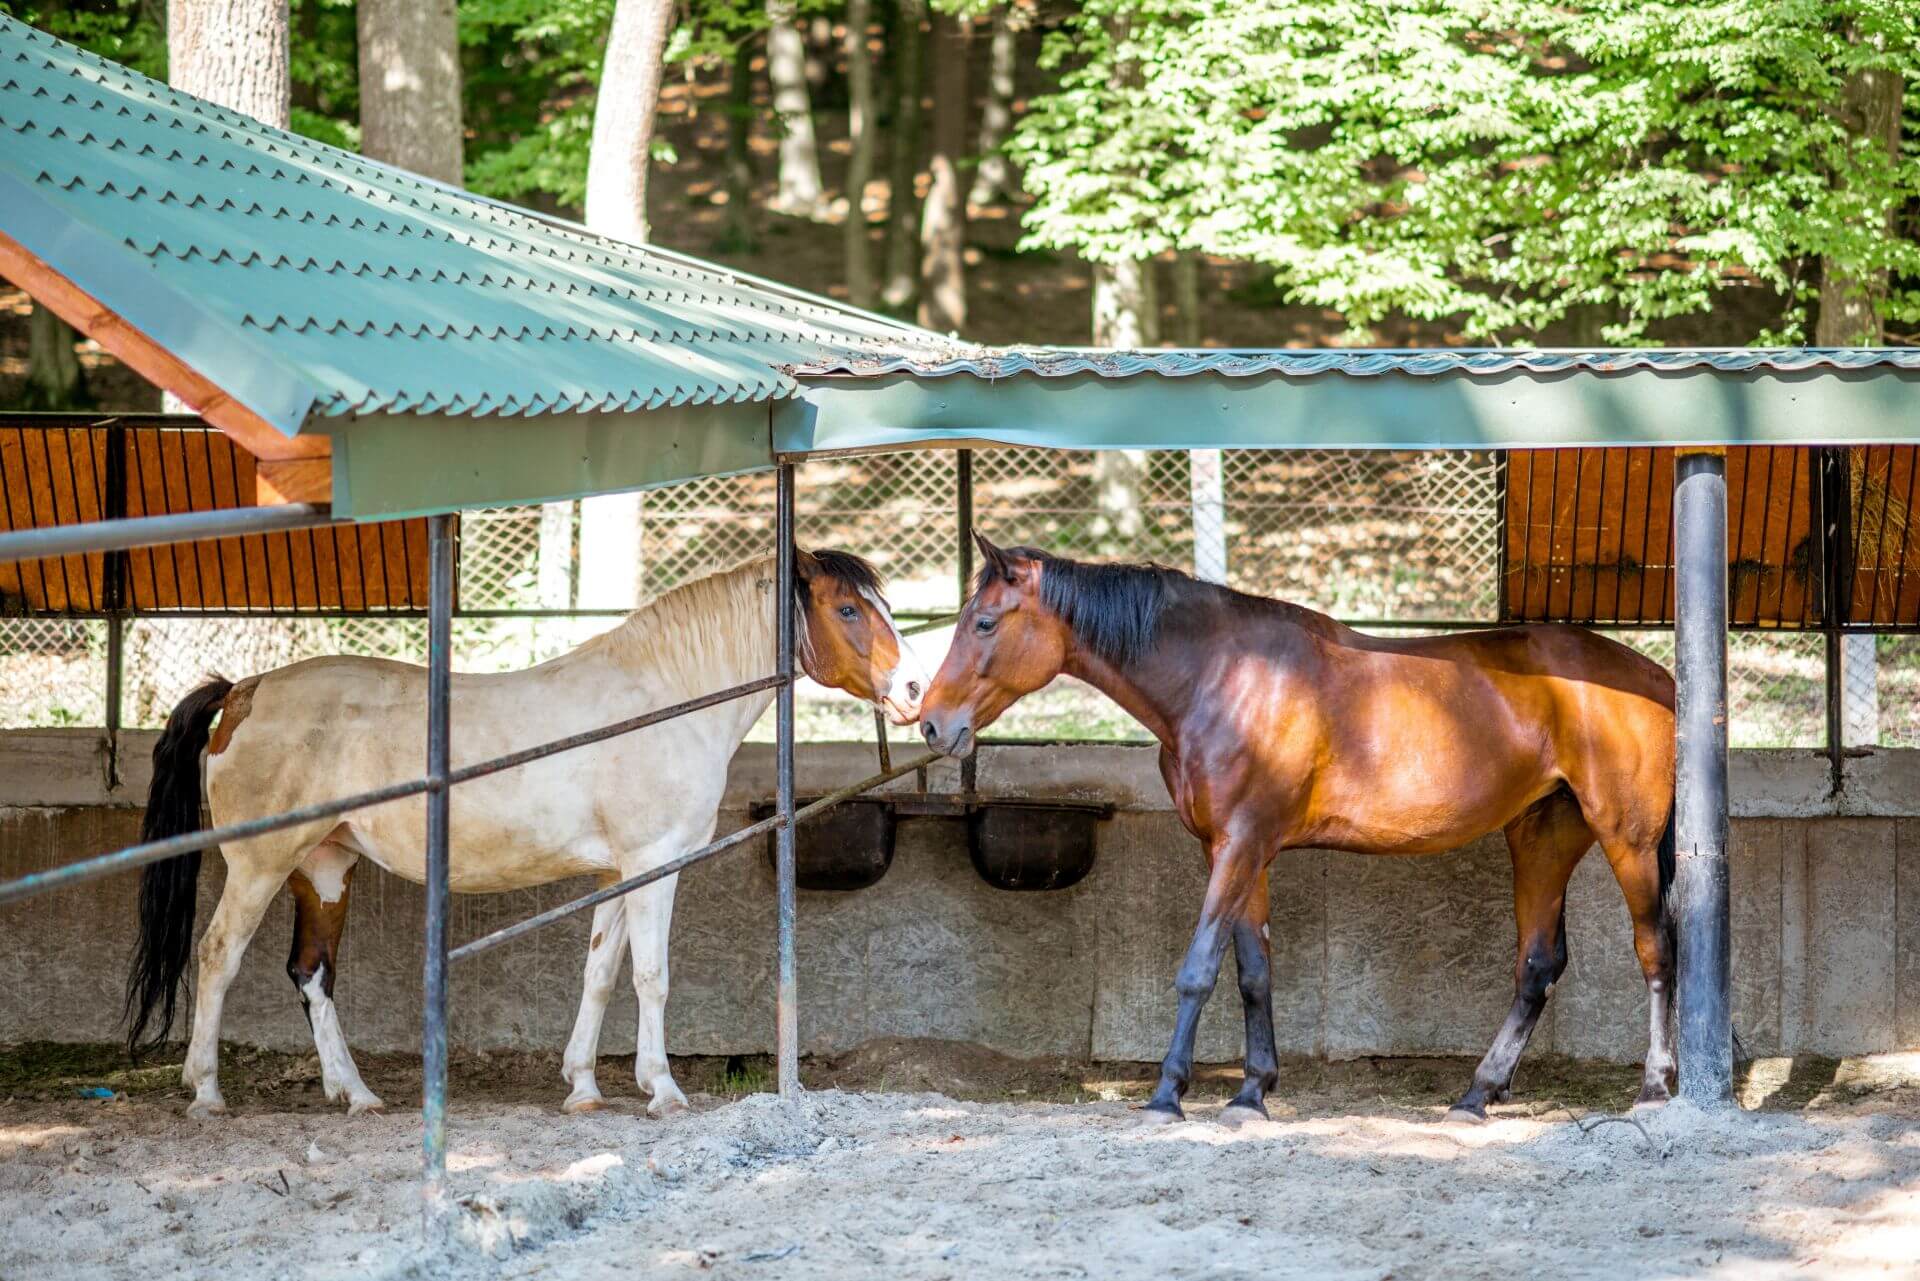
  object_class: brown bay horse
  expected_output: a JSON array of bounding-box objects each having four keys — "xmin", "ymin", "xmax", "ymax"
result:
[{"xmin": 921, "ymin": 534, "xmax": 1677, "ymax": 1124}]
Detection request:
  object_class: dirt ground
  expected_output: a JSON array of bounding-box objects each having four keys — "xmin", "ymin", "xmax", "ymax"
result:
[{"xmin": 4, "ymin": 1039, "xmax": 1919, "ymax": 1281}]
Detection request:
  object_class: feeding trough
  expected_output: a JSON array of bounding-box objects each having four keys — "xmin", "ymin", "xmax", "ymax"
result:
[{"xmin": 753, "ymin": 797, "xmax": 897, "ymax": 891}]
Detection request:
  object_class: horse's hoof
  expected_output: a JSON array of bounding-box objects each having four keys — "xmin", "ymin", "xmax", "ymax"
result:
[
  {"xmin": 1218, "ymin": 1103, "xmax": 1268, "ymax": 1129},
  {"xmin": 1630, "ymin": 1091, "xmax": 1672, "ymax": 1114},
  {"xmin": 563, "ymin": 1095, "xmax": 609, "ymax": 1115},
  {"xmin": 1444, "ymin": 1104, "xmax": 1487, "ymax": 1125},
  {"xmin": 187, "ymin": 1098, "xmax": 228, "ymax": 1120},
  {"xmin": 347, "ymin": 1095, "xmax": 386, "ymax": 1117},
  {"xmin": 1135, "ymin": 1105, "xmax": 1184, "ymax": 1127},
  {"xmin": 647, "ymin": 1091, "xmax": 689, "ymax": 1119}
]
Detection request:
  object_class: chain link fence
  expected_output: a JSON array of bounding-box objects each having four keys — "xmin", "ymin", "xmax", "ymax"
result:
[{"xmin": 0, "ymin": 448, "xmax": 1907, "ymax": 749}]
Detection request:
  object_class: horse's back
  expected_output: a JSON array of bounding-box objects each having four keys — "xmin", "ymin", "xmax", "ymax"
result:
[{"xmin": 201, "ymin": 650, "xmax": 745, "ymax": 889}]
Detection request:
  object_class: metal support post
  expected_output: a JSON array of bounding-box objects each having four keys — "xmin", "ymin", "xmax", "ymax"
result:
[
  {"xmin": 1674, "ymin": 448, "xmax": 1732, "ymax": 1106},
  {"xmin": 957, "ymin": 449, "xmax": 977, "ymax": 797},
  {"xmin": 774, "ymin": 463, "xmax": 800, "ymax": 1097},
  {"xmin": 421, "ymin": 513, "xmax": 455, "ymax": 1228}
]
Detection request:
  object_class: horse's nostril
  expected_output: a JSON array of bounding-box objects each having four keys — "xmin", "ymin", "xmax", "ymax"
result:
[
  {"xmin": 922, "ymin": 720, "xmax": 937, "ymax": 740},
  {"xmin": 906, "ymin": 680, "xmax": 922, "ymax": 699}
]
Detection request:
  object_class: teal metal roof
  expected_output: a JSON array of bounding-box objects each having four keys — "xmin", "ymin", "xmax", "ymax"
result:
[
  {"xmin": 0, "ymin": 14, "xmax": 958, "ymax": 438},
  {"xmin": 784, "ymin": 345, "xmax": 1920, "ymax": 455}
]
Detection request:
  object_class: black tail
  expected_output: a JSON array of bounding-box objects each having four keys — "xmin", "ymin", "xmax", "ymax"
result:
[
  {"xmin": 1657, "ymin": 807, "xmax": 1676, "ymax": 949},
  {"xmin": 123, "ymin": 677, "xmax": 232, "ymax": 1059}
]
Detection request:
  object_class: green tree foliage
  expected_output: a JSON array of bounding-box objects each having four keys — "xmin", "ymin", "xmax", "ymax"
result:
[{"xmin": 1012, "ymin": 1, "xmax": 1920, "ymax": 344}]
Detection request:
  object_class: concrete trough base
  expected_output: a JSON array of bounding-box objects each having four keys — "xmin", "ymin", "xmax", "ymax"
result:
[{"xmin": 1, "ymin": 733, "xmax": 1917, "ymax": 1063}]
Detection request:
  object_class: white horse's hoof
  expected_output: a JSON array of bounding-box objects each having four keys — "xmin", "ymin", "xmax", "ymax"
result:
[
  {"xmin": 187, "ymin": 1097, "xmax": 228, "ymax": 1119},
  {"xmin": 563, "ymin": 1092, "xmax": 610, "ymax": 1115},
  {"xmin": 647, "ymin": 1090, "xmax": 689, "ymax": 1119},
  {"xmin": 347, "ymin": 1095, "xmax": 386, "ymax": 1117}
]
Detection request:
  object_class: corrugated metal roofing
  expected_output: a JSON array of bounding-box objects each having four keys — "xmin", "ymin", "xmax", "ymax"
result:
[
  {"xmin": 798, "ymin": 346, "xmax": 1920, "ymax": 381},
  {"xmin": 0, "ymin": 14, "xmax": 960, "ymax": 437}
]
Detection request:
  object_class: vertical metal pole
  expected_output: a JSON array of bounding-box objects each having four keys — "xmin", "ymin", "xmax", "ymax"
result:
[
  {"xmin": 774, "ymin": 464, "xmax": 800, "ymax": 1098},
  {"xmin": 103, "ymin": 423, "xmax": 127, "ymax": 791},
  {"xmin": 956, "ymin": 450, "xmax": 977, "ymax": 798},
  {"xmin": 421, "ymin": 513, "xmax": 455, "ymax": 1228},
  {"xmin": 1817, "ymin": 447, "xmax": 1851, "ymax": 797},
  {"xmin": 1673, "ymin": 449, "xmax": 1732, "ymax": 1106}
]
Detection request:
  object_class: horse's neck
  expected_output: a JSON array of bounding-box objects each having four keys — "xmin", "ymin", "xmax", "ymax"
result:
[
  {"xmin": 1063, "ymin": 595, "xmax": 1321, "ymax": 752},
  {"xmin": 569, "ymin": 558, "xmax": 779, "ymax": 733}
]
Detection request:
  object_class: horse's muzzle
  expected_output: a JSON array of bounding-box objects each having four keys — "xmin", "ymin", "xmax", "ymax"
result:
[
  {"xmin": 920, "ymin": 717, "xmax": 973, "ymax": 759},
  {"xmin": 880, "ymin": 677, "xmax": 923, "ymax": 726}
]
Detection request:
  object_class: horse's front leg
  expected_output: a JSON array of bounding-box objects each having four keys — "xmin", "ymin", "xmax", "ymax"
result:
[
  {"xmin": 625, "ymin": 868, "xmax": 688, "ymax": 1117},
  {"xmin": 1221, "ymin": 868, "xmax": 1278, "ymax": 1126},
  {"xmin": 560, "ymin": 893, "xmax": 629, "ymax": 1113},
  {"xmin": 1144, "ymin": 838, "xmax": 1265, "ymax": 1124}
]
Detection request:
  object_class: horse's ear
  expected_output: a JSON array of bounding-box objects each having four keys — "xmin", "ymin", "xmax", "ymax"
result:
[
  {"xmin": 972, "ymin": 529, "xmax": 1018, "ymax": 584},
  {"xmin": 792, "ymin": 544, "xmax": 823, "ymax": 584}
]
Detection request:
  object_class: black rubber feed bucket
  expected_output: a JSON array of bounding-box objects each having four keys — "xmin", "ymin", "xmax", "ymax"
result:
[
  {"xmin": 967, "ymin": 802, "xmax": 1101, "ymax": 891},
  {"xmin": 752, "ymin": 797, "xmax": 897, "ymax": 891}
]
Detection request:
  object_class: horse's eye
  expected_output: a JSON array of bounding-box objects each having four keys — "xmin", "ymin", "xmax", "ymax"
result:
[
  {"xmin": 975, "ymin": 615, "xmax": 997, "ymax": 634},
  {"xmin": 838, "ymin": 604, "xmax": 858, "ymax": 621}
]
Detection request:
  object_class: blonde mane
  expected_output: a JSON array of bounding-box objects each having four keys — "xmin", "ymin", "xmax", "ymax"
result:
[{"xmin": 566, "ymin": 554, "xmax": 778, "ymax": 694}]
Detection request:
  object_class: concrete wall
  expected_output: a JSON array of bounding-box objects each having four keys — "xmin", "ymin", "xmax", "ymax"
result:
[{"xmin": 3, "ymin": 730, "xmax": 1918, "ymax": 1062}]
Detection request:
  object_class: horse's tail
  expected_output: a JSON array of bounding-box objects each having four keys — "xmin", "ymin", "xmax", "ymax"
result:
[
  {"xmin": 1657, "ymin": 805, "xmax": 1676, "ymax": 953},
  {"xmin": 124, "ymin": 676, "xmax": 232, "ymax": 1059}
]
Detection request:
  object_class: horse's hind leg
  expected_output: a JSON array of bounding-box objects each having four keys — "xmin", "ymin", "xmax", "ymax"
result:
[
  {"xmin": 287, "ymin": 841, "xmax": 382, "ymax": 1115},
  {"xmin": 181, "ymin": 837, "xmax": 301, "ymax": 1117},
  {"xmin": 1448, "ymin": 790, "xmax": 1592, "ymax": 1123},
  {"xmin": 560, "ymin": 892, "xmax": 630, "ymax": 1113},
  {"xmin": 1595, "ymin": 827, "xmax": 1677, "ymax": 1109},
  {"xmin": 1221, "ymin": 868, "xmax": 1279, "ymax": 1126}
]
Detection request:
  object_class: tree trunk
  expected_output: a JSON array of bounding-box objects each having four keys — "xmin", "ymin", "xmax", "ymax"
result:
[
  {"xmin": 168, "ymin": 0, "xmax": 289, "ymax": 127},
  {"xmin": 724, "ymin": 48, "xmax": 758, "ymax": 253},
  {"xmin": 584, "ymin": 0, "xmax": 675, "ymax": 245},
  {"xmin": 1092, "ymin": 259, "xmax": 1151, "ymax": 347},
  {"xmin": 357, "ymin": 0, "xmax": 464, "ymax": 184},
  {"xmin": 1171, "ymin": 252, "xmax": 1203, "ymax": 347},
  {"xmin": 24, "ymin": 304, "xmax": 90, "ymax": 411},
  {"xmin": 968, "ymin": 8, "xmax": 1017, "ymax": 206},
  {"xmin": 166, "ymin": 0, "xmax": 287, "ymax": 414},
  {"xmin": 917, "ymin": 12, "xmax": 968, "ymax": 332},
  {"xmin": 881, "ymin": 0, "xmax": 925, "ymax": 308},
  {"xmin": 768, "ymin": 1, "xmax": 826, "ymax": 216},
  {"xmin": 580, "ymin": 0, "xmax": 675, "ymax": 609},
  {"xmin": 842, "ymin": 0, "xmax": 878, "ymax": 307},
  {"xmin": 1817, "ymin": 44, "xmax": 1903, "ymax": 346}
]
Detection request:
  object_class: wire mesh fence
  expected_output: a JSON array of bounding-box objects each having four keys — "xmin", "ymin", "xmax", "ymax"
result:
[{"xmin": 0, "ymin": 448, "xmax": 1910, "ymax": 749}]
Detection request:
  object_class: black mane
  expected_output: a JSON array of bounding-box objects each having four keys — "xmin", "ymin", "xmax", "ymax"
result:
[
  {"xmin": 975, "ymin": 548, "xmax": 1189, "ymax": 668},
  {"xmin": 801, "ymin": 547, "xmax": 887, "ymax": 604}
]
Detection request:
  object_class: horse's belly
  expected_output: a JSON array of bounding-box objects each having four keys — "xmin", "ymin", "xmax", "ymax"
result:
[
  {"xmin": 342, "ymin": 811, "xmax": 614, "ymax": 894},
  {"xmin": 1301, "ymin": 752, "xmax": 1541, "ymax": 855}
]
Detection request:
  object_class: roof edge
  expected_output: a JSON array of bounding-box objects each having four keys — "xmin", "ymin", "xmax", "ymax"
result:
[{"xmin": 0, "ymin": 169, "xmax": 321, "ymax": 448}]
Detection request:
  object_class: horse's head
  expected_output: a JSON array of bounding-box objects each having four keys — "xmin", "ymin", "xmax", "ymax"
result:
[
  {"xmin": 794, "ymin": 546, "xmax": 927, "ymax": 725},
  {"xmin": 920, "ymin": 532, "xmax": 1069, "ymax": 758}
]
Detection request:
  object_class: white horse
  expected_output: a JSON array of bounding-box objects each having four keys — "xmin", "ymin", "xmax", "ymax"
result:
[{"xmin": 124, "ymin": 548, "xmax": 925, "ymax": 1118}]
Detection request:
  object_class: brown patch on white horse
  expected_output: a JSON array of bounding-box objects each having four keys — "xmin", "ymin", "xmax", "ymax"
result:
[{"xmin": 205, "ymin": 676, "xmax": 259, "ymax": 755}]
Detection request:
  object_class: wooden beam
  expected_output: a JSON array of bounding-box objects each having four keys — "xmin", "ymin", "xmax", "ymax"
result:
[
  {"xmin": 0, "ymin": 227, "xmax": 329, "ymax": 464},
  {"xmin": 254, "ymin": 456, "xmax": 334, "ymax": 506}
]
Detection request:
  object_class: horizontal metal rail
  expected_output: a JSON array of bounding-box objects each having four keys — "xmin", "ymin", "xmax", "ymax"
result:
[
  {"xmin": 449, "ymin": 751, "xmax": 940, "ymax": 962},
  {"xmin": 0, "ymin": 505, "xmax": 343, "ymax": 563},
  {"xmin": 0, "ymin": 674, "xmax": 785, "ymax": 909}
]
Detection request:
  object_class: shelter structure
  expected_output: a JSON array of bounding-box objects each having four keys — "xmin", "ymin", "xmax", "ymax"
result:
[{"xmin": 5, "ymin": 11, "xmax": 1920, "ymax": 1222}]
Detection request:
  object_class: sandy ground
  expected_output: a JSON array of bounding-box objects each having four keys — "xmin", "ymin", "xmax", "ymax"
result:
[{"xmin": 4, "ymin": 1042, "xmax": 1920, "ymax": 1281}]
